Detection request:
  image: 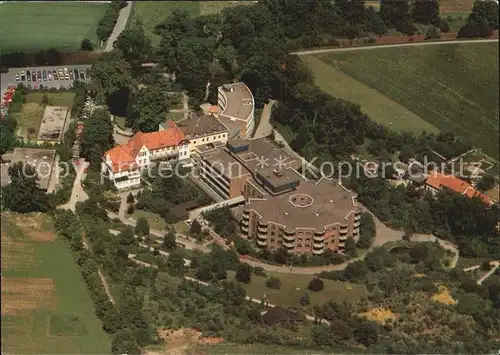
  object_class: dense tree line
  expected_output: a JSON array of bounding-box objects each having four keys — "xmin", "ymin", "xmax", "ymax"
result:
[
  {"xmin": 96, "ymin": 0, "xmax": 128, "ymax": 44},
  {"xmin": 458, "ymin": 0, "xmax": 499, "ymax": 38},
  {"xmin": 0, "ymin": 48, "xmax": 63, "ymax": 70},
  {"xmin": 88, "ymin": 33, "xmax": 173, "ymax": 130},
  {"xmin": 80, "ymin": 107, "xmax": 114, "ymax": 169}
]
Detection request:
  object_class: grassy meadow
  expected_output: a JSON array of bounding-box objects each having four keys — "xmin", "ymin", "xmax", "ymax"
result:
[
  {"xmin": 305, "ymin": 42, "xmax": 499, "ymax": 159},
  {"xmin": 227, "ymin": 270, "xmax": 367, "ymax": 308},
  {"xmin": 0, "ymin": 2, "xmax": 107, "ymax": 53},
  {"xmin": 1, "ymin": 212, "xmax": 110, "ymax": 354}
]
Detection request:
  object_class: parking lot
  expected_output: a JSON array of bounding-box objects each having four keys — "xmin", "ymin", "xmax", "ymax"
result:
[{"xmin": 0, "ymin": 64, "xmax": 92, "ymax": 94}]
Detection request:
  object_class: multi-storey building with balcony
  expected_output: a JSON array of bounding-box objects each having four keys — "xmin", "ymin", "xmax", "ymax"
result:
[
  {"xmin": 194, "ymin": 137, "xmax": 361, "ymax": 255},
  {"xmin": 242, "ymin": 178, "xmax": 361, "ymax": 255},
  {"xmin": 102, "ymin": 120, "xmax": 189, "ymax": 189},
  {"xmin": 216, "ymin": 82, "xmax": 255, "ymax": 139}
]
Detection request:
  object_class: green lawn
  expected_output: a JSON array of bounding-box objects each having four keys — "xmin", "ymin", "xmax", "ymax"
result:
[
  {"xmin": 131, "ymin": 209, "xmax": 168, "ymax": 230},
  {"xmin": 113, "ymin": 115, "xmax": 127, "ymax": 130},
  {"xmin": 444, "ymin": 12, "xmax": 470, "ymax": 31},
  {"xmin": 1, "ymin": 213, "xmax": 110, "ymax": 354},
  {"xmin": 166, "ymin": 111, "xmax": 185, "ymax": 122},
  {"xmin": 12, "ymin": 92, "xmax": 75, "ymax": 140},
  {"xmin": 306, "ymin": 43, "xmax": 500, "ymax": 159},
  {"xmin": 227, "ymin": 270, "xmax": 367, "ymax": 308},
  {"xmin": 0, "ymin": 3, "xmax": 107, "ymax": 53}
]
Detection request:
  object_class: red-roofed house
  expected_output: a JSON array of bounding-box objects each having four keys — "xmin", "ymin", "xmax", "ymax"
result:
[
  {"xmin": 102, "ymin": 121, "xmax": 189, "ymax": 189},
  {"xmin": 425, "ymin": 172, "xmax": 493, "ymax": 205}
]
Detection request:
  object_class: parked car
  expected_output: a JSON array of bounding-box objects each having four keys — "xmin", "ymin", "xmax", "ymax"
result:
[
  {"xmin": 15, "ymin": 73, "xmax": 20, "ymax": 81},
  {"xmin": 58, "ymin": 68, "xmax": 64, "ymax": 78},
  {"xmin": 26, "ymin": 70, "xmax": 31, "ymax": 81},
  {"xmin": 42, "ymin": 70, "xmax": 47, "ymax": 81},
  {"xmin": 73, "ymin": 68, "xmax": 79, "ymax": 79},
  {"xmin": 31, "ymin": 72, "xmax": 36, "ymax": 81},
  {"xmin": 53, "ymin": 70, "xmax": 58, "ymax": 80},
  {"xmin": 37, "ymin": 71, "xmax": 42, "ymax": 81},
  {"xmin": 48, "ymin": 73, "xmax": 53, "ymax": 81},
  {"xmin": 79, "ymin": 70, "xmax": 85, "ymax": 80},
  {"xmin": 69, "ymin": 70, "xmax": 74, "ymax": 80}
]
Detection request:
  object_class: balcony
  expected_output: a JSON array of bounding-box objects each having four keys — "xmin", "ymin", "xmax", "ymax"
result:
[
  {"xmin": 242, "ymin": 211, "xmax": 249, "ymax": 219},
  {"xmin": 241, "ymin": 225, "xmax": 248, "ymax": 233},
  {"xmin": 282, "ymin": 241, "xmax": 295, "ymax": 248},
  {"xmin": 284, "ymin": 230, "xmax": 295, "ymax": 236},
  {"xmin": 353, "ymin": 227, "xmax": 360, "ymax": 235},
  {"xmin": 257, "ymin": 225, "xmax": 267, "ymax": 233},
  {"xmin": 241, "ymin": 219, "xmax": 249, "ymax": 226},
  {"xmin": 256, "ymin": 239, "xmax": 267, "ymax": 247},
  {"xmin": 340, "ymin": 225, "xmax": 348, "ymax": 230},
  {"xmin": 339, "ymin": 234, "xmax": 348, "ymax": 241},
  {"xmin": 313, "ymin": 242, "xmax": 324, "ymax": 249},
  {"xmin": 283, "ymin": 233, "xmax": 295, "ymax": 241},
  {"xmin": 354, "ymin": 221, "xmax": 360, "ymax": 228},
  {"xmin": 257, "ymin": 231, "xmax": 267, "ymax": 240},
  {"xmin": 355, "ymin": 214, "xmax": 361, "ymax": 221},
  {"xmin": 313, "ymin": 234, "xmax": 325, "ymax": 242},
  {"xmin": 312, "ymin": 248, "xmax": 324, "ymax": 255}
]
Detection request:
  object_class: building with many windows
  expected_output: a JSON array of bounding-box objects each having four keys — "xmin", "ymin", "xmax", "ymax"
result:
[
  {"xmin": 170, "ymin": 111, "xmax": 229, "ymax": 153},
  {"xmin": 194, "ymin": 137, "xmax": 361, "ymax": 255},
  {"xmin": 216, "ymin": 82, "xmax": 255, "ymax": 139},
  {"xmin": 102, "ymin": 120, "xmax": 189, "ymax": 189},
  {"xmin": 241, "ymin": 177, "xmax": 361, "ymax": 255}
]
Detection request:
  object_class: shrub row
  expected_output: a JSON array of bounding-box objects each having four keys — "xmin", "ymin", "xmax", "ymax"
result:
[
  {"xmin": 96, "ymin": 1, "xmax": 128, "ymax": 43},
  {"xmin": 53, "ymin": 210, "xmax": 140, "ymax": 354}
]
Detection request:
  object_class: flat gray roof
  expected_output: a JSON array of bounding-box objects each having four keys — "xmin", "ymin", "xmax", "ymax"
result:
[
  {"xmin": 37, "ymin": 106, "xmax": 69, "ymax": 142},
  {"xmin": 219, "ymin": 82, "xmax": 254, "ymax": 122},
  {"xmin": 201, "ymin": 148, "xmax": 249, "ymax": 179},
  {"xmin": 8, "ymin": 148, "xmax": 57, "ymax": 190},
  {"xmin": 230, "ymin": 137, "xmax": 299, "ymax": 174},
  {"xmin": 244, "ymin": 178, "xmax": 360, "ymax": 232},
  {"xmin": 176, "ymin": 113, "xmax": 228, "ymax": 139},
  {"xmin": 217, "ymin": 115, "xmax": 244, "ymax": 139}
]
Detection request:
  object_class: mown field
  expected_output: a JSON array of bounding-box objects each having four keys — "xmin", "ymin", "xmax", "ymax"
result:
[
  {"xmin": 130, "ymin": 1, "xmax": 256, "ymax": 47},
  {"xmin": 0, "ymin": 2, "xmax": 107, "ymax": 54},
  {"xmin": 1, "ymin": 212, "xmax": 110, "ymax": 354},
  {"xmin": 438, "ymin": 0, "xmax": 474, "ymax": 13},
  {"xmin": 305, "ymin": 43, "xmax": 500, "ymax": 160}
]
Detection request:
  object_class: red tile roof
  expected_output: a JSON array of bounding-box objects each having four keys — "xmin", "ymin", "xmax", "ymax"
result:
[
  {"xmin": 104, "ymin": 121, "xmax": 185, "ymax": 173},
  {"xmin": 426, "ymin": 172, "xmax": 492, "ymax": 205}
]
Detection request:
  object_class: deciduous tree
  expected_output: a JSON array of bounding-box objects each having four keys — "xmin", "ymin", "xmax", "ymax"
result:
[{"xmin": 1, "ymin": 162, "xmax": 50, "ymax": 213}]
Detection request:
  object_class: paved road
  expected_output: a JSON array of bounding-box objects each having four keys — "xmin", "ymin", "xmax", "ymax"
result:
[
  {"xmin": 252, "ymin": 99, "xmax": 275, "ymax": 139},
  {"xmin": 477, "ymin": 261, "xmax": 499, "ymax": 285},
  {"xmin": 1, "ymin": 65, "xmax": 91, "ymax": 97},
  {"xmin": 104, "ymin": 1, "xmax": 133, "ymax": 52},
  {"xmin": 291, "ymin": 38, "xmax": 499, "ymax": 56}
]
